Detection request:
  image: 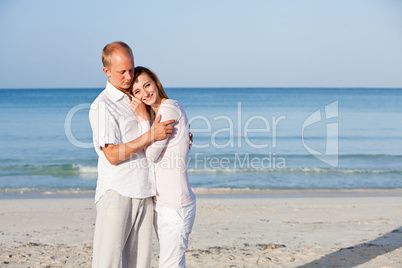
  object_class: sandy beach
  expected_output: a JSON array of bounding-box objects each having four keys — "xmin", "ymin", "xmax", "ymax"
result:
[{"xmin": 1, "ymin": 189, "xmax": 402, "ymax": 267}]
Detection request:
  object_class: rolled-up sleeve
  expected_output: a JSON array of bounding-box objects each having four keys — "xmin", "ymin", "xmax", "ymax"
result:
[{"xmin": 89, "ymin": 101, "xmax": 120, "ymax": 149}]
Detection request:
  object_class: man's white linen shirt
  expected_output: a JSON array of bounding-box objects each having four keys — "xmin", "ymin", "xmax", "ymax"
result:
[{"xmin": 89, "ymin": 81, "xmax": 155, "ymax": 203}]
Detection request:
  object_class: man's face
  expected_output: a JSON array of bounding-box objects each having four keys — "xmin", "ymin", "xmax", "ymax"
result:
[{"xmin": 103, "ymin": 50, "xmax": 134, "ymax": 91}]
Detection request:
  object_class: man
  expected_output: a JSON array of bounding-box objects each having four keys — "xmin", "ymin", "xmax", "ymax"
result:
[{"xmin": 89, "ymin": 41, "xmax": 174, "ymax": 267}]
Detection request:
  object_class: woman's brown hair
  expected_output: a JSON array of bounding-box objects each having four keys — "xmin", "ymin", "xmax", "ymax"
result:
[
  {"xmin": 131, "ymin": 66, "xmax": 169, "ymax": 99},
  {"xmin": 130, "ymin": 66, "xmax": 169, "ymax": 121}
]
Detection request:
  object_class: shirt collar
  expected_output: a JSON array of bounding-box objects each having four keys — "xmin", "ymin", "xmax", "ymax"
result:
[{"xmin": 105, "ymin": 81, "xmax": 129, "ymax": 102}]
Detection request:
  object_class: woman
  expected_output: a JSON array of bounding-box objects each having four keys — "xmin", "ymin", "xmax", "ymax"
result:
[{"xmin": 129, "ymin": 66, "xmax": 196, "ymax": 268}]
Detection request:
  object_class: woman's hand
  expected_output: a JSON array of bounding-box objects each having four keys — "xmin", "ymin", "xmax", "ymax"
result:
[
  {"xmin": 130, "ymin": 98, "xmax": 150, "ymax": 122},
  {"xmin": 189, "ymin": 124, "xmax": 193, "ymax": 149}
]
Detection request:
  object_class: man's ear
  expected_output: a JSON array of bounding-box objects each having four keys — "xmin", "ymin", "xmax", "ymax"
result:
[{"xmin": 103, "ymin": 66, "xmax": 111, "ymax": 77}]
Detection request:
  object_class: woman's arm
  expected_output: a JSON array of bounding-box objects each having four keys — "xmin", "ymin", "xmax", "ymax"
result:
[{"xmin": 145, "ymin": 101, "xmax": 181, "ymax": 162}]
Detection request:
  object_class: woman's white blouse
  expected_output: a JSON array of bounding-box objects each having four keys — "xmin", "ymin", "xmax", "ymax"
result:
[{"xmin": 146, "ymin": 99, "xmax": 195, "ymax": 208}]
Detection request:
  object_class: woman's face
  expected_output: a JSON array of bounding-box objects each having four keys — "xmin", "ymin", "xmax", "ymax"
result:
[{"xmin": 132, "ymin": 73, "xmax": 160, "ymax": 106}]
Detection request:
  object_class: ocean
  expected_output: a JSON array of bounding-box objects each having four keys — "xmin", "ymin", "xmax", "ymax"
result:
[{"xmin": 1, "ymin": 87, "xmax": 402, "ymax": 194}]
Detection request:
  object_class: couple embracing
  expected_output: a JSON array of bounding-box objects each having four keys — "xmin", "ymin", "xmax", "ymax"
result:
[{"xmin": 89, "ymin": 41, "xmax": 196, "ymax": 268}]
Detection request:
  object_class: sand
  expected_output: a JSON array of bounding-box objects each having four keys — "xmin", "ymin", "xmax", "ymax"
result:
[{"xmin": 0, "ymin": 189, "xmax": 401, "ymax": 267}]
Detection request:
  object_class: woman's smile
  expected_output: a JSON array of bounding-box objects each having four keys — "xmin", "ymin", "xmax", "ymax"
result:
[
  {"xmin": 143, "ymin": 93, "xmax": 154, "ymax": 103},
  {"xmin": 132, "ymin": 73, "xmax": 160, "ymax": 107}
]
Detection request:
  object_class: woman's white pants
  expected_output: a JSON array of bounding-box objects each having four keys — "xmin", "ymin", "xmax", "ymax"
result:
[{"xmin": 154, "ymin": 201, "xmax": 196, "ymax": 268}]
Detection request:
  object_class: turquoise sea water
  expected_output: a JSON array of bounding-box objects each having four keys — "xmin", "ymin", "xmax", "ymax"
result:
[{"xmin": 1, "ymin": 88, "xmax": 402, "ymax": 191}]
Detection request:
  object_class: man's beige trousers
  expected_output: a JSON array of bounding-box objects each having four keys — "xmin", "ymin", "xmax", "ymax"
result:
[{"xmin": 92, "ymin": 190, "xmax": 153, "ymax": 268}]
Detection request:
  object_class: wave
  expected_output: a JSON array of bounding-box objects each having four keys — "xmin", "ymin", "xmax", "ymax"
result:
[
  {"xmin": 187, "ymin": 153, "xmax": 402, "ymax": 159},
  {"xmin": 187, "ymin": 167, "xmax": 402, "ymax": 175},
  {"xmin": 2, "ymin": 164, "xmax": 400, "ymax": 176},
  {"xmin": 0, "ymin": 164, "xmax": 98, "ymax": 177},
  {"xmin": 1, "ymin": 163, "xmax": 401, "ymax": 191},
  {"xmin": 1, "ymin": 154, "xmax": 401, "ymax": 177},
  {"xmin": 72, "ymin": 164, "xmax": 98, "ymax": 174}
]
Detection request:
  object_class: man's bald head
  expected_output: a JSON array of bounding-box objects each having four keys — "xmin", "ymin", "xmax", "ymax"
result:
[{"xmin": 102, "ymin": 41, "xmax": 134, "ymax": 69}]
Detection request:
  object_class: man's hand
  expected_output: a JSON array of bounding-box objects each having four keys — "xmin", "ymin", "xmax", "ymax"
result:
[
  {"xmin": 130, "ymin": 98, "xmax": 150, "ymax": 122},
  {"xmin": 150, "ymin": 115, "xmax": 175, "ymax": 141},
  {"xmin": 101, "ymin": 115, "xmax": 175, "ymax": 165}
]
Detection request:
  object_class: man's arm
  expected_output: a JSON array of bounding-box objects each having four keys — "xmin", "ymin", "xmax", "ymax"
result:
[{"xmin": 102, "ymin": 115, "xmax": 174, "ymax": 165}]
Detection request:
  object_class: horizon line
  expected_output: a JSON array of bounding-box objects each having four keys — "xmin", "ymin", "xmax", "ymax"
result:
[{"xmin": 1, "ymin": 86, "xmax": 402, "ymax": 90}]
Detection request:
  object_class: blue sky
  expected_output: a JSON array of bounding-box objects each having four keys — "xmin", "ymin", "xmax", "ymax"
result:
[{"xmin": 1, "ymin": 0, "xmax": 402, "ymax": 88}]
